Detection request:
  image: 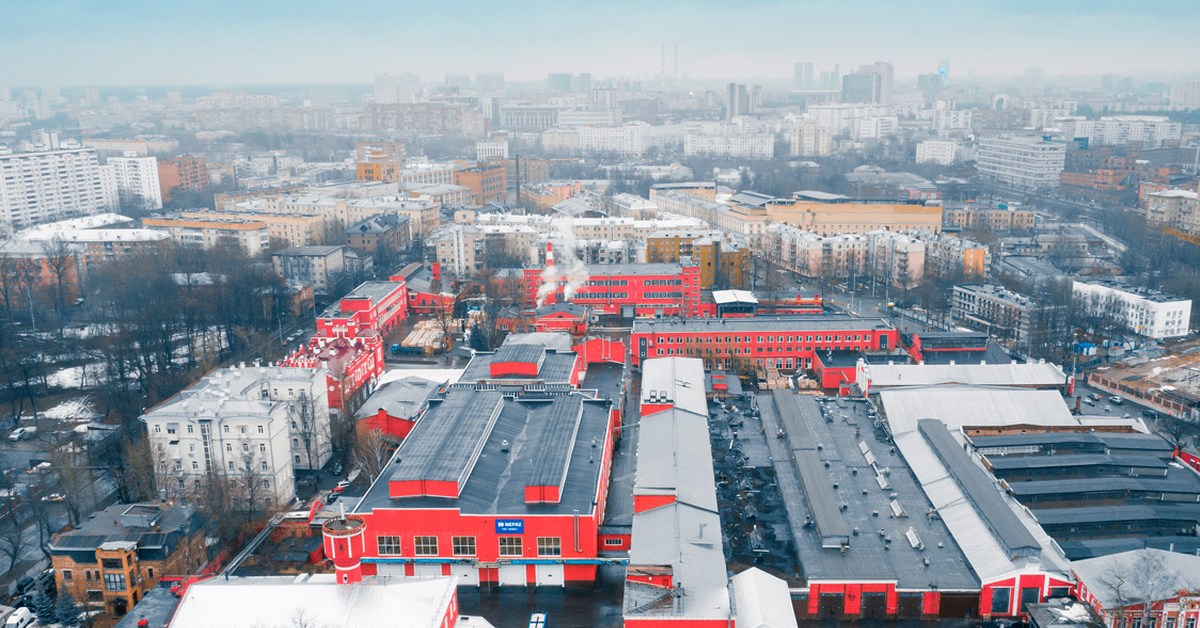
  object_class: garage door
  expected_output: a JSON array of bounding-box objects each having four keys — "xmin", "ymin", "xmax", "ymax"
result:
[
  {"xmin": 535, "ymin": 564, "xmax": 563, "ymax": 586},
  {"xmin": 374, "ymin": 563, "xmax": 406, "ymax": 576},
  {"xmin": 498, "ymin": 564, "xmax": 527, "ymax": 586},
  {"xmin": 413, "ymin": 563, "xmax": 442, "ymax": 578},
  {"xmin": 451, "ymin": 564, "xmax": 480, "ymax": 586}
]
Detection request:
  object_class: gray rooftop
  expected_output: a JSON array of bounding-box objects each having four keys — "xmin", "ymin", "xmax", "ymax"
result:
[
  {"xmin": 1007, "ymin": 468, "xmax": 1200, "ymax": 499},
  {"xmin": 1032, "ymin": 503, "xmax": 1200, "ymax": 527},
  {"xmin": 583, "ymin": 262, "xmax": 682, "ymax": 275},
  {"xmin": 634, "ymin": 408, "xmax": 718, "ymax": 511},
  {"xmin": 359, "ymin": 393, "xmax": 612, "ymax": 516},
  {"xmin": 342, "ymin": 280, "xmax": 406, "ymax": 304},
  {"xmin": 388, "ymin": 392, "xmax": 503, "ymax": 487},
  {"xmin": 760, "ymin": 392, "xmax": 977, "ymax": 590},
  {"xmin": 987, "ymin": 453, "xmax": 1168, "ymax": 473},
  {"xmin": 459, "ymin": 347, "xmax": 576, "ymax": 384},
  {"xmin": 919, "ymin": 420, "xmax": 1042, "ymax": 558},
  {"xmin": 353, "ymin": 376, "xmax": 443, "ymax": 422},
  {"xmin": 970, "ymin": 431, "xmax": 1171, "ymax": 453},
  {"xmin": 51, "ymin": 501, "xmax": 197, "ymax": 554}
]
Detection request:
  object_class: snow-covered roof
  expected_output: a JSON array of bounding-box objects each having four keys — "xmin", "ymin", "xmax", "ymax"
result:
[
  {"xmin": 640, "ymin": 357, "xmax": 708, "ymax": 417},
  {"xmin": 1072, "ymin": 548, "xmax": 1200, "ymax": 610},
  {"xmin": 712, "ymin": 289, "xmax": 759, "ymax": 305},
  {"xmin": 732, "ymin": 568, "xmax": 799, "ymax": 628},
  {"xmin": 170, "ymin": 575, "xmax": 458, "ymax": 628},
  {"xmin": 864, "ymin": 362, "xmax": 1065, "ymax": 390}
]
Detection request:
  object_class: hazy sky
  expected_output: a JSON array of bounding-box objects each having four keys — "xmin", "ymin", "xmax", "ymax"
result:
[{"xmin": 2, "ymin": 0, "xmax": 1198, "ymax": 87}]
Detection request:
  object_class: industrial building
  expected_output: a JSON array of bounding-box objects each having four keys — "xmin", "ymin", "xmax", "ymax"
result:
[
  {"xmin": 967, "ymin": 431, "xmax": 1200, "ymax": 559},
  {"xmin": 324, "ymin": 334, "xmax": 627, "ymax": 587},
  {"xmin": 1072, "ymin": 549, "xmax": 1200, "ymax": 628},
  {"xmin": 629, "ymin": 315, "xmax": 900, "ymax": 371},
  {"xmin": 524, "ymin": 261, "xmax": 703, "ymax": 318}
]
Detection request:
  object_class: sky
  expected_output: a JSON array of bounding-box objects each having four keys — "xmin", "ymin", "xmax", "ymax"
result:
[{"xmin": 1, "ymin": 0, "xmax": 1198, "ymax": 87}]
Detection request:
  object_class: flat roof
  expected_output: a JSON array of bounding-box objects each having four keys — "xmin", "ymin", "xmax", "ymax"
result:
[
  {"xmin": 459, "ymin": 348, "xmax": 576, "ymax": 384},
  {"xmin": 1007, "ymin": 469, "xmax": 1200, "ymax": 498},
  {"xmin": 1034, "ymin": 503, "xmax": 1200, "ymax": 527},
  {"xmin": 170, "ymin": 575, "xmax": 458, "ymax": 628},
  {"xmin": 879, "ymin": 386, "xmax": 1083, "ymax": 436},
  {"xmin": 624, "ymin": 502, "xmax": 730, "ymax": 621},
  {"xmin": 864, "ymin": 362, "xmax": 1064, "ymax": 389},
  {"xmin": 760, "ymin": 391, "xmax": 977, "ymax": 589},
  {"xmin": 712, "ymin": 289, "xmax": 758, "ymax": 305},
  {"xmin": 352, "ymin": 376, "xmax": 443, "ymax": 421},
  {"xmin": 987, "ymin": 453, "xmax": 1168, "ymax": 472},
  {"xmin": 359, "ymin": 393, "xmax": 611, "ymax": 516},
  {"xmin": 633, "ymin": 315, "xmax": 893, "ymax": 335},
  {"xmin": 640, "ymin": 357, "xmax": 708, "ymax": 416},
  {"xmin": 343, "ymin": 280, "xmax": 405, "ymax": 303},
  {"xmin": 388, "ymin": 392, "xmax": 503, "ymax": 486},
  {"xmin": 969, "ymin": 431, "xmax": 1171, "ymax": 452},
  {"xmin": 635, "ymin": 408, "xmax": 718, "ymax": 511},
  {"xmin": 891, "ymin": 418, "xmax": 1072, "ymax": 582}
]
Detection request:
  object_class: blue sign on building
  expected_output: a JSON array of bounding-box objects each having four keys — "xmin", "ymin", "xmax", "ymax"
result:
[{"xmin": 495, "ymin": 519, "xmax": 524, "ymax": 534}]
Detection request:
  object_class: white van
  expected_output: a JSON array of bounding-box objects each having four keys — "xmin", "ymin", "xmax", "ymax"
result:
[{"xmin": 5, "ymin": 607, "xmax": 34, "ymax": 628}]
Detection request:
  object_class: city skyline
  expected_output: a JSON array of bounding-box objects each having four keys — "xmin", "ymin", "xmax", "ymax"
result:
[{"xmin": 2, "ymin": 0, "xmax": 1199, "ymax": 87}]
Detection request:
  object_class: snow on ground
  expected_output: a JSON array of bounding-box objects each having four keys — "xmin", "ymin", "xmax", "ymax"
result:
[
  {"xmin": 42, "ymin": 396, "xmax": 100, "ymax": 422},
  {"xmin": 47, "ymin": 362, "xmax": 106, "ymax": 389},
  {"xmin": 377, "ymin": 367, "xmax": 464, "ymax": 386}
]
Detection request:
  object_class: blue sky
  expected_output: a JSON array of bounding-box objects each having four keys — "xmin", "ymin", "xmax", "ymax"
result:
[{"xmin": 1, "ymin": 0, "xmax": 1197, "ymax": 86}]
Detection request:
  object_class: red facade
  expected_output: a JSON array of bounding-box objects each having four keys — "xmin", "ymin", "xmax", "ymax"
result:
[
  {"xmin": 316, "ymin": 281, "xmax": 408, "ymax": 339},
  {"xmin": 523, "ymin": 265, "xmax": 703, "ymax": 318}
]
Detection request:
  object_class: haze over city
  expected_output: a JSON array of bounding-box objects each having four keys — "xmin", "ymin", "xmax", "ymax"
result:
[
  {"xmin": 3, "ymin": 2, "xmax": 1200, "ymax": 628},
  {"xmin": 3, "ymin": 0, "xmax": 1200, "ymax": 86}
]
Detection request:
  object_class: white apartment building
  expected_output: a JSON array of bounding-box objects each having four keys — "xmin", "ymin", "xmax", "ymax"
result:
[
  {"xmin": 556, "ymin": 109, "xmax": 619, "ymax": 127},
  {"xmin": 108, "ymin": 152, "xmax": 163, "ymax": 211},
  {"xmin": 272, "ymin": 245, "xmax": 346, "ymax": 293},
  {"xmin": 142, "ymin": 216, "xmax": 272, "ymax": 256},
  {"xmin": 854, "ymin": 116, "xmax": 899, "ymax": 140},
  {"xmin": 1072, "ymin": 281, "xmax": 1192, "ymax": 339},
  {"xmin": 787, "ymin": 120, "xmax": 834, "ymax": 157},
  {"xmin": 805, "ymin": 104, "xmax": 891, "ymax": 133},
  {"xmin": 684, "ymin": 132, "xmax": 774, "ymax": 160},
  {"xmin": 141, "ymin": 366, "xmax": 332, "ymax": 506},
  {"xmin": 976, "ymin": 135, "xmax": 1066, "ymax": 191},
  {"xmin": 432, "ymin": 222, "xmax": 539, "ymax": 275},
  {"xmin": 0, "ymin": 145, "xmax": 109, "ymax": 235},
  {"xmin": 1171, "ymin": 80, "xmax": 1200, "ymax": 109},
  {"xmin": 1072, "ymin": 116, "xmax": 1182, "ymax": 149},
  {"xmin": 545, "ymin": 122, "xmax": 686, "ymax": 157},
  {"xmin": 933, "ymin": 109, "xmax": 973, "ymax": 135},
  {"xmin": 474, "ymin": 140, "xmax": 509, "ymax": 161},
  {"xmin": 916, "ymin": 140, "xmax": 960, "ymax": 165},
  {"xmin": 868, "ymin": 231, "xmax": 925, "ymax": 289}
]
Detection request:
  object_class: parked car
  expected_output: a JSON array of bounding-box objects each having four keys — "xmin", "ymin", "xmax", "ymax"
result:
[
  {"xmin": 5, "ymin": 607, "xmax": 34, "ymax": 628},
  {"xmin": 1142, "ymin": 410, "xmax": 1159, "ymax": 419},
  {"xmin": 8, "ymin": 427, "xmax": 34, "ymax": 441},
  {"xmin": 1088, "ymin": 393, "xmax": 1102, "ymax": 401},
  {"xmin": 40, "ymin": 493, "xmax": 65, "ymax": 502},
  {"xmin": 1109, "ymin": 396, "xmax": 1124, "ymax": 405}
]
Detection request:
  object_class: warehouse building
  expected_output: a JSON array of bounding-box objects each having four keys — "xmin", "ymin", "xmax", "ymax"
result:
[
  {"xmin": 523, "ymin": 262, "xmax": 703, "ymax": 318},
  {"xmin": 324, "ymin": 335, "xmax": 627, "ymax": 587},
  {"xmin": 630, "ymin": 315, "xmax": 900, "ymax": 372}
]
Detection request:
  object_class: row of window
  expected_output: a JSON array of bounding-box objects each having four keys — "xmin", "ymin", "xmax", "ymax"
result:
[
  {"xmin": 655, "ymin": 333, "xmax": 872, "ymax": 344},
  {"xmin": 377, "ymin": 535, "xmax": 562, "ymax": 557},
  {"xmin": 155, "ymin": 423, "xmax": 268, "ymax": 435}
]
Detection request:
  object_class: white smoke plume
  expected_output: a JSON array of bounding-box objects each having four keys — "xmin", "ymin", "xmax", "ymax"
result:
[{"xmin": 535, "ymin": 216, "xmax": 589, "ymax": 307}]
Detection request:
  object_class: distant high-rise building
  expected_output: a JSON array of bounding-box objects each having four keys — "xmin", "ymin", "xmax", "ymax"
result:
[
  {"xmin": 725, "ymin": 83, "xmax": 749, "ymax": 120},
  {"xmin": 547, "ymin": 73, "xmax": 573, "ymax": 93},
  {"xmin": 373, "ymin": 73, "xmax": 420, "ymax": 104},
  {"xmin": 841, "ymin": 73, "xmax": 880, "ymax": 104},
  {"xmin": 108, "ymin": 152, "xmax": 163, "ymax": 211},
  {"xmin": 573, "ymin": 73, "xmax": 593, "ymax": 94},
  {"xmin": 0, "ymin": 146, "xmax": 110, "ymax": 233},
  {"xmin": 794, "ymin": 62, "xmax": 814, "ymax": 90},
  {"xmin": 1171, "ymin": 79, "xmax": 1200, "ymax": 109},
  {"xmin": 918, "ymin": 73, "xmax": 943, "ymax": 105},
  {"xmin": 444, "ymin": 73, "xmax": 471, "ymax": 90},
  {"xmin": 847, "ymin": 61, "xmax": 894, "ymax": 105},
  {"xmin": 475, "ymin": 73, "xmax": 505, "ymax": 91}
]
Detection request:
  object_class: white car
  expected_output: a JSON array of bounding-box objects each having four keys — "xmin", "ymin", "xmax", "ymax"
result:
[{"xmin": 8, "ymin": 426, "xmax": 34, "ymax": 441}]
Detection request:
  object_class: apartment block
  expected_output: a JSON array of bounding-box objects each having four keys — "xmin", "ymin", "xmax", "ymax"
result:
[
  {"xmin": 141, "ymin": 366, "xmax": 332, "ymax": 506},
  {"xmin": 142, "ymin": 216, "xmax": 271, "ymax": 255},
  {"xmin": 0, "ymin": 145, "xmax": 109, "ymax": 234},
  {"xmin": 108, "ymin": 153, "xmax": 163, "ymax": 211},
  {"xmin": 977, "ymin": 136, "xmax": 1066, "ymax": 190}
]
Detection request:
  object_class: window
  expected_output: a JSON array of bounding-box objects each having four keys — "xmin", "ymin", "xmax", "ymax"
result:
[
  {"xmin": 103, "ymin": 572, "xmax": 126, "ymax": 592},
  {"xmin": 498, "ymin": 536, "xmax": 522, "ymax": 556},
  {"xmin": 228, "ymin": 461, "xmax": 234, "ymax": 471},
  {"xmin": 990, "ymin": 587, "xmax": 1011, "ymax": 614},
  {"xmin": 414, "ymin": 536, "xmax": 438, "ymax": 556},
  {"xmin": 167, "ymin": 426, "xmax": 175, "ymax": 435},
  {"xmin": 537, "ymin": 537, "xmax": 561, "ymax": 557},
  {"xmin": 603, "ymin": 538, "xmax": 624, "ymax": 547},
  {"xmin": 187, "ymin": 425, "xmax": 193, "ymax": 434},
  {"xmin": 147, "ymin": 568, "xmax": 154, "ymax": 579},
  {"xmin": 261, "ymin": 480, "xmax": 269, "ymax": 488},
  {"xmin": 452, "ymin": 536, "xmax": 476, "ymax": 556},
  {"xmin": 294, "ymin": 454, "xmax": 301, "ymax": 463},
  {"xmin": 87, "ymin": 590, "xmax": 103, "ymax": 602},
  {"xmin": 242, "ymin": 443, "xmax": 250, "ymax": 452},
  {"xmin": 223, "ymin": 425, "xmax": 230, "ymax": 434},
  {"xmin": 191, "ymin": 462, "xmax": 198, "ymax": 470},
  {"xmin": 260, "ymin": 461, "xmax": 268, "ymax": 470},
  {"xmin": 154, "ymin": 425, "xmax": 161, "ymax": 433},
  {"xmin": 63, "ymin": 570, "xmax": 73, "ymax": 582},
  {"xmin": 258, "ymin": 425, "xmax": 264, "ymax": 434},
  {"xmin": 377, "ymin": 535, "xmax": 402, "ymax": 555},
  {"xmin": 226, "ymin": 444, "xmax": 232, "ymax": 452},
  {"xmin": 259, "ymin": 444, "xmax": 266, "ymax": 453},
  {"xmin": 239, "ymin": 426, "xmax": 246, "ymax": 434}
]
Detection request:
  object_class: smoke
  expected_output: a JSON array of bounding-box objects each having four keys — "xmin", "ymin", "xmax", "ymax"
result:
[{"xmin": 534, "ymin": 217, "xmax": 589, "ymax": 307}]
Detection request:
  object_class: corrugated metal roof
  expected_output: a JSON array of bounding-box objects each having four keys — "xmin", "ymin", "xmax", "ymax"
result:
[
  {"xmin": 865, "ymin": 362, "xmax": 1064, "ymax": 389},
  {"xmin": 920, "ymin": 420, "xmax": 1041, "ymax": 557},
  {"xmin": 389, "ymin": 392, "xmax": 503, "ymax": 485},
  {"xmin": 625, "ymin": 502, "xmax": 730, "ymax": 621},
  {"xmin": 879, "ymin": 386, "xmax": 1078, "ymax": 435},
  {"xmin": 640, "ymin": 358, "xmax": 708, "ymax": 417},
  {"xmin": 634, "ymin": 408, "xmax": 718, "ymax": 512}
]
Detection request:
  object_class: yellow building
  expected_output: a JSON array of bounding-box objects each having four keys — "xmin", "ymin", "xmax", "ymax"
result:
[
  {"xmin": 646, "ymin": 229, "xmax": 750, "ymax": 289},
  {"xmin": 355, "ymin": 141, "xmax": 406, "ymax": 183},
  {"xmin": 49, "ymin": 502, "xmax": 205, "ymax": 618},
  {"xmin": 180, "ymin": 210, "xmax": 327, "ymax": 247},
  {"xmin": 766, "ymin": 200, "xmax": 943, "ymax": 236}
]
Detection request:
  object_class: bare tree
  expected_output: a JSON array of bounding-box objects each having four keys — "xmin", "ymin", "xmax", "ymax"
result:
[
  {"xmin": 0, "ymin": 492, "xmax": 28, "ymax": 572},
  {"xmin": 1098, "ymin": 551, "xmax": 1182, "ymax": 628},
  {"xmin": 352, "ymin": 429, "xmax": 394, "ymax": 484}
]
